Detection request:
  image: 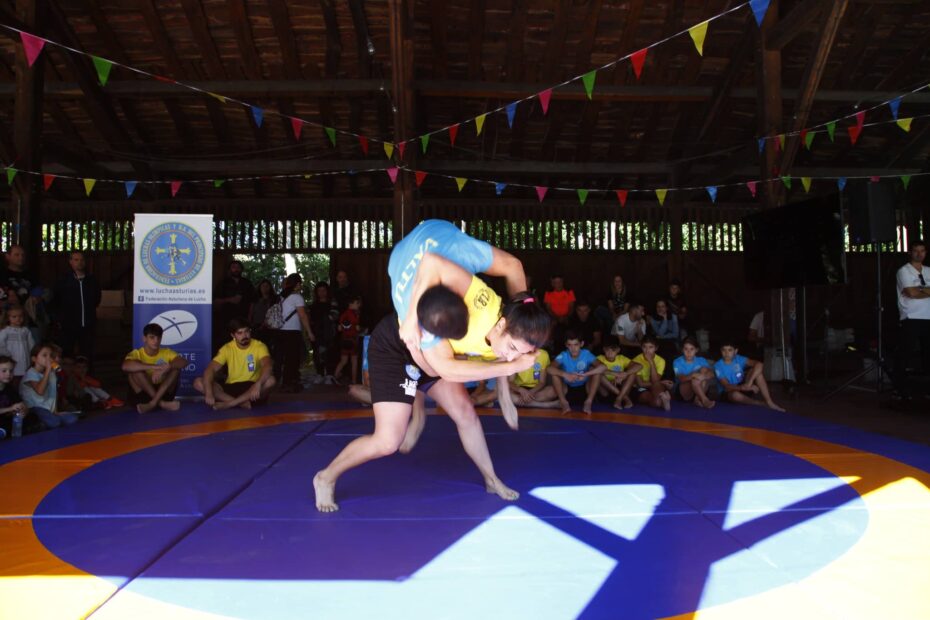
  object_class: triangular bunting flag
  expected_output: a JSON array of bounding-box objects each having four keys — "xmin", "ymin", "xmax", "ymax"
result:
[
  {"xmin": 213, "ymin": 179, "xmax": 225, "ymax": 188},
  {"xmin": 800, "ymin": 128, "xmax": 808, "ymax": 147},
  {"xmin": 125, "ymin": 180, "xmax": 138, "ymax": 197},
  {"xmin": 826, "ymin": 121, "xmax": 836, "ymax": 142},
  {"xmin": 449, "ymin": 124, "xmax": 459, "ymax": 147},
  {"xmin": 495, "ymin": 182, "xmax": 507, "ymax": 196},
  {"xmin": 83, "ymin": 178, "xmax": 96, "ymax": 196},
  {"xmin": 421, "ymin": 134, "xmax": 430, "ymax": 153},
  {"xmin": 539, "ymin": 89, "xmax": 552, "ymax": 115},
  {"xmin": 397, "ymin": 142, "xmax": 406, "ymax": 159},
  {"xmin": 324, "ymin": 126, "xmax": 336, "ymax": 147},
  {"xmin": 290, "ymin": 118, "xmax": 302, "ymax": 140},
  {"xmin": 746, "ymin": 181, "xmax": 758, "ymax": 197},
  {"xmin": 455, "ymin": 177, "xmax": 467, "ymax": 192},
  {"xmin": 855, "ymin": 110, "xmax": 866, "ymax": 130},
  {"xmin": 757, "ymin": 138, "xmax": 765, "ymax": 154},
  {"xmin": 577, "ymin": 189, "xmax": 589, "ymax": 205},
  {"xmin": 897, "ymin": 117, "xmax": 913, "ymax": 132},
  {"xmin": 506, "ymin": 102, "xmax": 517, "ymax": 128},
  {"xmin": 535, "ymin": 186, "xmax": 548, "ymax": 202},
  {"xmin": 706, "ymin": 186, "xmax": 717, "ymax": 203},
  {"xmin": 415, "ymin": 171, "xmax": 428, "ymax": 187},
  {"xmin": 801, "ymin": 177, "xmax": 812, "ymax": 193},
  {"xmin": 630, "ymin": 49, "xmax": 647, "ymax": 81},
  {"xmin": 42, "ymin": 174, "xmax": 55, "ymax": 190},
  {"xmin": 870, "ymin": 176, "xmax": 880, "ymax": 183},
  {"xmin": 847, "ymin": 125, "xmax": 862, "ymax": 145},
  {"xmin": 358, "ymin": 136, "xmax": 369, "ymax": 155},
  {"xmin": 386, "ymin": 167, "xmax": 399, "ymax": 184},
  {"xmin": 781, "ymin": 176, "xmax": 792, "ymax": 189},
  {"xmin": 889, "ymin": 97, "xmax": 902, "ymax": 121},
  {"xmin": 5, "ymin": 168, "xmax": 16, "ymax": 185},
  {"xmin": 777, "ymin": 134, "xmax": 785, "ymax": 151},
  {"xmin": 92, "ymin": 56, "xmax": 113, "ymax": 86},
  {"xmin": 170, "ymin": 180, "xmax": 182, "ymax": 197},
  {"xmin": 475, "ymin": 114, "xmax": 487, "ymax": 135},
  {"xmin": 383, "ymin": 142, "xmax": 394, "ymax": 159},
  {"xmin": 750, "ymin": 0, "xmax": 772, "ymax": 26},
  {"xmin": 582, "ymin": 70, "xmax": 597, "ymax": 98},
  {"xmin": 804, "ymin": 130, "xmax": 815, "ymax": 150},
  {"xmin": 616, "ymin": 189, "xmax": 629, "ymax": 207},
  {"xmin": 20, "ymin": 32, "xmax": 45, "ymax": 67},
  {"xmin": 689, "ymin": 21, "xmax": 709, "ymax": 56},
  {"xmin": 209, "ymin": 92, "xmax": 227, "ymax": 104},
  {"xmin": 837, "ymin": 177, "xmax": 847, "ymax": 191},
  {"xmin": 154, "ymin": 75, "xmax": 175, "ymax": 84},
  {"xmin": 655, "ymin": 189, "xmax": 667, "ymax": 206},
  {"xmin": 902, "ymin": 175, "xmax": 911, "ymax": 190},
  {"xmin": 251, "ymin": 106, "xmax": 263, "ymax": 128}
]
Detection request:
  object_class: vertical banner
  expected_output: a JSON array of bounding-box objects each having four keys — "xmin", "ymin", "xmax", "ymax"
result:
[{"xmin": 133, "ymin": 215, "xmax": 213, "ymax": 395}]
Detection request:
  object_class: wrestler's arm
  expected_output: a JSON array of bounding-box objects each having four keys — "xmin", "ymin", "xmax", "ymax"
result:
[
  {"xmin": 399, "ymin": 254, "xmax": 474, "ymax": 349},
  {"xmin": 483, "ymin": 247, "xmax": 527, "ymax": 297},
  {"xmin": 422, "ymin": 339, "xmax": 534, "ymax": 383}
]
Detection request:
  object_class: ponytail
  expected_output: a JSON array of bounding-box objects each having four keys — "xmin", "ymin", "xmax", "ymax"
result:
[{"xmin": 500, "ymin": 292, "xmax": 551, "ymax": 349}]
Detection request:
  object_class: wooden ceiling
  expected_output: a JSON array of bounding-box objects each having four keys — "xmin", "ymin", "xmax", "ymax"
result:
[{"xmin": 0, "ymin": 0, "xmax": 929, "ymax": 205}]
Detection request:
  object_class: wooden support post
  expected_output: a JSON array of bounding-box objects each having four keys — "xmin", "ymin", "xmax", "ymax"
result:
[{"xmin": 389, "ymin": 0, "xmax": 415, "ymax": 239}]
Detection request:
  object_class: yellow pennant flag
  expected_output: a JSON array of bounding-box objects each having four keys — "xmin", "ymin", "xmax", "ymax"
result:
[
  {"xmin": 383, "ymin": 142, "xmax": 394, "ymax": 159},
  {"xmin": 83, "ymin": 178, "xmax": 96, "ymax": 196},
  {"xmin": 209, "ymin": 92, "xmax": 227, "ymax": 104},
  {"xmin": 475, "ymin": 114, "xmax": 487, "ymax": 136},
  {"xmin": 897, "ymin": 117, "xmax": 913, "ymax": 132},
  {"xmin": 688, "ymin": 21, "xmax": 709, "ymax": 56},
  {"xmin": 801, "ymin": 177, "xmax": 812, "ymax": 193},
  {"xmin": 455, "ymin": 177, "xmax": 467, "ymax": 192},
  {"xmin": 655, "ymin": 189, "xmax": 667, "ymax": 206}
]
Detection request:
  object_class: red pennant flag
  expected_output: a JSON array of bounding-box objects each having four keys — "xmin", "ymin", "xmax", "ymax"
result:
[
  {"xmin": 290, "ymin": 118, "xmax": 302, "ymax": 140},
  {"xmin": 855, "ymin": 110, "xmax": 865, "ymax": 130},
  {"xmin": 870, "ymin": 176, "xmax": 880, "ymax": 183},
  {"xmin": 20, "ymin": 32, "xmax": 45, "ymax": 67},
  {"xmin": 387, "ymin": 167, "xmax": 399, "ymax": 184},
  {"xmin": 397, "ymin": 142, "xmax": 406, "ymax": 160},
  {"xmin": 747, "ymin": 181, "xmax": 758, "ymax": 197},
  {"xmin": 358, "ymin": 136, "xmax": 369, "ymax": 155},
  {"xmin": 630, "ymin": 48, "xmax": 648, "ymax": 80},
  {"xmin": 42, "ymin": 174, "xmax": 55, "ymax": 191},
  {"xmin": 535, "ymin": 186, "xmax": 548, "ymax": 202},
  {"xmin": 449, "ymin": 124, "xmax": 460, "ymax": 147},
  {"xmin": 539, "ymin": 89, "xmax": 552, "ymax": 115},
  {"xmin": 847, "ymin": 125, "xmax": 862, "ymax": 145},
  {"xmin": 415, "ymin": 171, "xmax": 428, "ymax": 187},
  {"xmin": 615, "ymin": 189, "xmax": 629, "ymax": 207},
  {"xmin": 799, "ymin": 129, "xmax": 808, "ymax": 145},
  {"xmin": 154, "ymin": 75, "xmax": 176, "ymax": 84},
  {"xmin": 170, "ymin": 180, "xmax": 182, "ymax": 197}
]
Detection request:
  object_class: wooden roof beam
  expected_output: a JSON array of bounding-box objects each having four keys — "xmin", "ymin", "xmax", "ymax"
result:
[{"xmin": 765, "ymin": 0, "xmax": 829, "ymax": 51}]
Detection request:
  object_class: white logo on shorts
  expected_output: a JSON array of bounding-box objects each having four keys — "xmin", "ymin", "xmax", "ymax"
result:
[{"xmin": 400, "ymin": 378, "xmax": 418, "ymax": 396}]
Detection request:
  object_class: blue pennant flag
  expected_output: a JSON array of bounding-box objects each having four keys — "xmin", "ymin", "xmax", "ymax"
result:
[
  {"xmin": 889, "ymin": 97, "xmax": 902, "ymax": 121},
  {"xmin": 837, "ymin": 177, "xmax": 847, "ymax": 191},
  {"xmin": 757, "ymin": 138, "xmax": 765, "ymax": 154},
  {"xmin": 251, "ymin": 106, "xmax": 264, "ymax": 128},
  {"xmin": 495, "ymin": 182, "xmax": 507, "ymax": 196},
  {"xmin": 750, "ymin": 0, "xmax": 771, "ymax": 26},
  {"xmin": 706, "ymin": 186, "xmax": 718, "ymax": 203},
  {"xmin": 506, "ymin": 103, "xmax": 517, "ymax": 128},
  {"xmin": 124, "ymin": 181, "xmax": 138, "ymax": 198}
]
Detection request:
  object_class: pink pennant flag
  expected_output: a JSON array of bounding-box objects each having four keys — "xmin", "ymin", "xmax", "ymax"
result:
[
  {"xmin": 170, "ymin": 180, "xmax": 182, "ymax": 197},
  {"xmin": 290, "ymin": 118, "xmax": 302, "ymax": 140},
  {"xmin": 630, "ymin": 48, "xmax": 648, "ymax": 80},
  {"xmin": 870, "ymin": 176, "xmax": 880, "ymax": 183},
  {"xmin": 20, "ymin": 32, "xmax": 45, "ymax": 67},
  {"xmin": 42, "ymin": 174, "xmax": 55, "ymax": 191},
  {"xmin": 847, "ymin": 125, "xmax": 862, "ymax": 145},
  {"xmin": 535, "ymin": 186, "xmax": 548, "ymax": 202},
  {"xmin": 387, "ymin": 167, "xmax": 399, "ymax": 184},
  {"xmin": 154, "ymin": 75, "xmax": 176, "ymax": 84},
  {"xmin": 855, "ymin": 110, "xmax": 865, "ymax": 130},
  {"xmin": 616, "ymin": 189, "xmax": 629, "ymax": 207},
  {"xmin": 397, "ymin": 142, "xmax": 406, "ymax": 160},
  {"xmin": 358, "ymin": 136, "xmax": 369, "ymax": 155},
  {"xmin": 415, "ymin": 171, "xmax": 427, "ymax": 187},
  {"xmin": 449, "ymin": 124, "xmax": 460, "ymax": 147},
  {"xmin": 746, "ymin": 181, "xmax": 758, "ymax": 197},
  {"xmin": 539, "ymin": 89, "xmax": 552, "ymax": 115}
]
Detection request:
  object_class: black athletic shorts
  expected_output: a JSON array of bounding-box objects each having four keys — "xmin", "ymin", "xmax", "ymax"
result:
[
  {"xmin": 564, "ymin": 383, "xmax": 589, "ymax": 405},
  {"xmin": 369, "ymin": 314, "xmax": 439, "ymax": 405},
  {"xmin": 224, "ymin": 381, "xmax": 269, "ymax": 406}
]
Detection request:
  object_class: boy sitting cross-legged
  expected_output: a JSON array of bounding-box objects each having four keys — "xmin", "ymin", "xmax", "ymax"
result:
[
  {"xmin": 672, "ymin": 337, "xmax": 717, "ymax": 409},
  {"xmin": 713, "ymin": 340, "xmax": 785, "ymax": 412},
  {"xmin": 592, "ymin": 336, "xmax": 641, "ymax": 410},
  {"xmin": 549, "ymin": 331, "xmax": 600, "ymax": 414},
  {"xmin": 630, "ymin": 335, "xmax": 674, "ymax": 411}
]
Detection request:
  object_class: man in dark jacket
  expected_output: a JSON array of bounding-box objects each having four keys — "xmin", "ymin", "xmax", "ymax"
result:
[{"xmin": 54, "ymin": 251, "xmax": 102, "ymax": 362}]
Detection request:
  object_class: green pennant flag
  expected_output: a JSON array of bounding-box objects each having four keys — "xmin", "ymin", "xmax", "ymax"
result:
[
  {"xmin": 92, "ymin": 56, "xmax": 113, "ymax": 86},
  {"xmin": 902, "ymin": 175, "xmax": 911, "ymax": 190},
  {"xmin": 455, "ymin": 177, "xmax": 467, "ymax": 192},
  {"xmin": 5, "ymin": 168, "xmax": 16, "ymax": 185},
  {"xmin": 324, "ymin": 127, "xmax": 336, "ymax": 147},
  {"xmin": 826, "ymin": 121, "xmax": 836, "ymax": 142},
  {"xmin": 655, "ymin": 189, "xmax": 667, "ymax": 206},
  {"xmin": 801, "ymin": 177, "xmax": 812, "ymax": 193},
  {"xmin": 475, "ymin": 114, "xmax": 487, "ymax": 136},
  {"xmin": 420, "ymin": 134, "xmax": 430, "ymax": 154},
  {"xmin": 781, "ymin": 176, "xmax": 792, "ymax": 189},
  {"xmin": 577, "ymin": 189, "xmax": 589, "ymax": 205},
  {"xmin": 582, "ymin": 71, "xmax": 597, "ymax": 100},
  {"xmin": 213, "ymin": 179, "xmax": 225, "ymax": 188},
  {"xmin": 83, "ymin": 178, "xmax": 97, "ymax": 196},
  {"xmin": 805, "ymin": 131, "xmax": 815, "ymax": 150}
]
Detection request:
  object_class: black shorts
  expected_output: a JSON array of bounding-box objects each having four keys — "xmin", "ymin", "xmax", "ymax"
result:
[
  {"xmin": 126, "ymin": 377, "xmax": 177, "ymax": 407},
  {"xmin": 224, "ymin": 381, "xmax": 269, "ymax": 406},
  {"xmin": 368, "ymin": 314, "xmax": 439, "ymax": 405},
  {"xmin": 340, "ymin": 337, "xmax": 358, "ymax": 353},
  {"xmin": 564, "ymin": 383, "xmax": 589, "ymax": 405}
]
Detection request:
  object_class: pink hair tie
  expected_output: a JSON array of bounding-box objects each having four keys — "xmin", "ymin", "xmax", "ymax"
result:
[{"xmin": 522, "ymin": 297, "xmax": 535, "ymax": 304}]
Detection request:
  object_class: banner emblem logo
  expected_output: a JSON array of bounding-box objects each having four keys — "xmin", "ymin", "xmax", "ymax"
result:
[
  {"xmin": 150, "ymin": 309, "xmax": 199, "ymax": 345},
  {"xmin": 140, "ymin": 222, "xmax": 206, "ymax": 286}
]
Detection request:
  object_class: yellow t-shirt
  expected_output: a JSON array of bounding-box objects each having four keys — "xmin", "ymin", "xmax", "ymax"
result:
[
  {"xmin": 597, "ymin": 354, "xmax": 631, "ymax": 381},
  {"xmin": 124, "ymin": 347, "xmax": 180, "ymax": 384},
  {"xmin": 213, "ymin": 339, "xmax": 270, "ymax": 384},
  {"xmin": 513, "ymin": 349, "xmax": 550, "ymax": 388},
  {"xmin": 448, "ymin": 276, "xmax": 502, "ymax": 360},
  {"xmin": 631, "ymin": 353, "xmax": 666, "ymax": 384}
]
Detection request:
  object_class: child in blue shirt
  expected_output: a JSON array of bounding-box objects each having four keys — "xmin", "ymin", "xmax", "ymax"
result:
[
  {"xmin": 672, "ymin": 337, "xmax": 716, "ymax": 409},
  {"xmin": 549, "ymin": 331, "xmax": 599, "ymax": 414},
  {"xmin": 713, "ymin": 340, "xmax": 784, "ymax": 411},
  {"xmin": 590, "ymin": 335, "xmax": 641, "ymax": 410},
  {"xmin": 20, "ymin": 343, "xmax": 79, "ymax": 430}
]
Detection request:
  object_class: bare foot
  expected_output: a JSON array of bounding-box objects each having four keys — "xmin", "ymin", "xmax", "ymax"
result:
[
  {"xmin": 313, "ymin": 472, "xmax": 339, "ymax": 512},
  {"xmin": 767, "ymin": 401, "xmax": 786, "ymax": 412},
  {"xmin": 241, "ymin": 400, "xmax": 252, "ymax": 409},
  {"xmin": 582, "ymin": 399, "xmax": 593, "ymax": 415},
  {"xmin": 159, "ymin": 400, "xmax": 180, "ymax": 411},
  {"xmin": 559, "ymin": 401, "xmax": 571, "ymax": 414},
  {"xmin": 705, "ymin": 399, "xmax": 717, "ymax": 409},
  {"xmin": 659, "ymin": 392, "xmax": 672, "ymax": 412},
  {"xmin": 137, "ymin": 400, "xmax": 157, "ymax": 414},
  {"xmin": 485, "ymin": 478, "xmax": 520, "ymax": 501},
  {"xmin": 693, "ymin": 398, "xmax": 707, "ymax": 409},
  {"xmin": 212, "ymin": 401, "xmax": 232, "ymax": 411},
  {"xmin": 399, "ymin": 408, "xmax": 426, "ymax": 455},
  {"xmin": 613, "ymin": 398, "xmax": 624, "ymax": 411}
]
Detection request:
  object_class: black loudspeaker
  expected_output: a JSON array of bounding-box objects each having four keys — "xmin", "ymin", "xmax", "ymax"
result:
[{"xmin": 846, "ymin": 180, "xmax": 897, "ymax": 244}]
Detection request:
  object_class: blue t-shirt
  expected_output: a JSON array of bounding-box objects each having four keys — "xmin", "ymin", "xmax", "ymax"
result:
[
  {"xmin": 673, "ymin": 356, "xmax": 711, "ymax": 383},
  {"xmin": 555, "ymin": 349, "xmax": 597, "ymax": 387},
  {"xmin": 361, "ymin": 335, "xmax": 371, "ymax": 371},
  {"xmin": 714, "ymin": 355, "xmax": 749, "ymax": 386},
  {"xmin": 20, "ymin": 367, "xmax": 57, "ymax": 411},
  {"xmin": 388, "ymin": 219, "xmax": 494, "ymax": 323}
]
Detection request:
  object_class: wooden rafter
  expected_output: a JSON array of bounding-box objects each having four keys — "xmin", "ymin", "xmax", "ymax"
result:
[{"xmin": 765, "ymin": 0, "xmax": 829, "ymax": 50}]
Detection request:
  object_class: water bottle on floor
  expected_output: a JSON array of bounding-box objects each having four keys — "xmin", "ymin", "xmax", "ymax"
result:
[{"xmin": 11, "ymin": 411, "xmax": 25, "ymax": 438}]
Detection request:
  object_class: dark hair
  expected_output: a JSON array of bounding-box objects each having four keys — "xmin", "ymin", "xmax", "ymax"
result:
[
  {"xmin": 670, "ymin": 279, "xmax": 682, "ymax": 287},
  {"xmin": 575, "ymin": 299, "xmax": 591, "ymax": 309},
  {"xmin": 143, "ymin": 323, "xmax": 164, "ymax": 338},
  {"xmin": 228, "ymin": 317, "xmax": 250, "ymax": 334},
  {"xmin": 257, "ymin": 279, "xmax": 278, "ymax": 301},
  {"xmin": 564, "ymin": 330, "xmax": 582, "ymax": 344},
  {"xmin": 281, "ymin": 273, "xmax": 302, "ymax": 297},
  {"xmin": 719, "ymin": 338, "xmax": 739, "ymax": 349},
  {"xmin": 417, "ymin": 285, "xmax": 468, "ymax": 340},
  {"xmin": 229, "ymin": 260, "xmax": 243, "ymax": 269},
  {"xmin": 602, "ymin": 335, "xmax": 620, "ymax": 350},
  {"xmin": 910, "ymin": 239, "xmax": 927, "ymax": 250},
  {"xmin": 641, "ymin": 335, "xmax": 658, "ymax": 347},
  {"xmin": 500, "ymin": 292, "xmax": 552, "ymax": 349},
  {"xmin": 0, "ymin": 354, "xmax": 14, "ymax": 367},
  {"xmin": 348, "ymin": 294, "xmax": 362, "ymax": 305},
  {"xmin": 30, "ymin": 342, "xmax": 53, "ymax": 359},
  {"xmin": 681, "ymin": 337, "xmax": 699, "ymax": 349}
]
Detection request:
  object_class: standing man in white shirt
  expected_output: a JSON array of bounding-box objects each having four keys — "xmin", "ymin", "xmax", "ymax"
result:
[{"xmin": 895, "ymin": 239, "xmax": 930, "ymax": 379}]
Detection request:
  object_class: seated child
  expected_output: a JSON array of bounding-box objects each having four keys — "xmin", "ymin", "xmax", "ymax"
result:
[
  {"xmin": 672, "ymin": 337, "xmax": 717, "ymax": 409},
  {"xmin": 499, "ymin": 349, "xmax": 560, "ymax": 409},
  {"xmin": 592, "ymin": 336, "xmax": 641, "ymax": 410},
  {"xmin": 630, "ymin": 335, "xmax": 673, "ymax": 411},
  {"xmin": 0, "ymin": 355, "xmax": 27, "ymax": 438},
  {"xmin": 713, "ymin": 340, "xmax": 785, "ymax": 411},
  {"xmin": 72, "ymin": 356, "xmax": 124, "ymax": 409},
  {"xmin": 20, "ymin": 343, "xmax": 79, "ymax": 430},
  {"xmin": 549, "ymin": 331, "xmax": 600, "ymax": 414}
]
